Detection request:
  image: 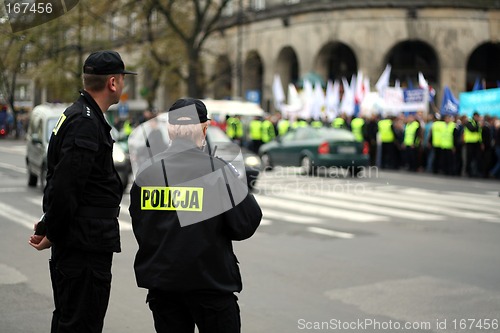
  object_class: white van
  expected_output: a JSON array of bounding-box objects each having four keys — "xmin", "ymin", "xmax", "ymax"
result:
[
  {"xmin": 26, "ymin": 103, "xmax": 131, "ymax": 191},
  {"xmin": 201, "ymin": 99, "xmax": 265, "ymax": 121},
  {"xmin": 26, "ymin": 104, "xmax": 67, "ymax": 190}
]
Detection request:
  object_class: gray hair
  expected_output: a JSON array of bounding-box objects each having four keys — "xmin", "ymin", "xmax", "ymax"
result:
[{"xmin": 167, "ymin": 119, "xmax": 208, "ymax": 147}]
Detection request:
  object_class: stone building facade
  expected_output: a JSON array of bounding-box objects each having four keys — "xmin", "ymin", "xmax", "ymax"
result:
[{"xmin": 204, "ymin": 0, "xmax": 500, "ymax": 112}]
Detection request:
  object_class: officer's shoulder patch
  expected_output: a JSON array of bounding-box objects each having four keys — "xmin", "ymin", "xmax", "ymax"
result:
[
  {"xmin": 215, "ymin": 156, "xmax": 240, "ymax": 177},
  {"xmin": 81, "ymin": 105, "xmax": 93, "ymax": 119}
]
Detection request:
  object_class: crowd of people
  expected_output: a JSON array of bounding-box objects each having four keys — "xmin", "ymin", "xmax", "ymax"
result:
[{"xmin": 219, "ymin": 111, "xmax": 500, "ymax": 179}]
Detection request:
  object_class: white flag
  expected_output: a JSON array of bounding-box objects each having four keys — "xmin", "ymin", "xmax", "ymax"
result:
[
  {"xmin": 340, "ymin": 75, "xmax": 356, "ymax": 116},
  {"xmin": 375, "ymin": 64, "xmax": 392, "ymax": 93},
  {"xmin": 281, "ymin": 84, "xmax": 303, "ymax": 120},
  {"xmin": 418, "ymin": 72, "xmax": 429, "ymax": 90},
  {"xmin": 325, "ymin": 80, "xmax": 340, "ymax": 121},
  {"xmin": 355, "ymin": 70, "xmax": 365, "ymax": 105},
  {"xmin": 300, "ymin": 79, "xmax": 314, "ymax": 119},
  {"xmin": 272, "ymin": 74, "xmax": 285, "ymax": 110},
  {"xmin": 311, "ymin": 82, "xmax": 325, "ymax": 121}
]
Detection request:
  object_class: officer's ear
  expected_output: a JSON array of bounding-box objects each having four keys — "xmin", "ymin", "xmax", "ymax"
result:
[{"xmin": 108, "ymin": 75, "xmax": 122, "ymax": 92}]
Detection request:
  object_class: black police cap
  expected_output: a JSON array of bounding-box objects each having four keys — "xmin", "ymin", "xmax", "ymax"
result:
[
  {"xmin": 168, "ymin": 98, "xmax": 210, "ymax": 125},
  {"xmin": 83, "ymin": 50, "xmax": 137, "ymax": 75}
]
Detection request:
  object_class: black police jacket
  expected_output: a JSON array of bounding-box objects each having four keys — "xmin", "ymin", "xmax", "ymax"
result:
[
  {"xmin": 43, "ymin": 91, "xmax": 122, "ymax": 252},
  {"xmin": 129, "ymin": 139, "xmax": 262, "ymax": 294}
]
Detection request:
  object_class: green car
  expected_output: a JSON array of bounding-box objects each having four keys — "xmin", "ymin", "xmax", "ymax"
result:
[{"xmin": 258, "ymin": 126, "xmax": 369, "ymax": 176}]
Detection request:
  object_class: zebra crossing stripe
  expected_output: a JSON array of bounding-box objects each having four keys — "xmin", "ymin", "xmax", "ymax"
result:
[
  {"xmin": 255, "ymin": 194, "xmax": 388, "ymax": 223},
  {"xmin": 0, "ymin": 202, "xmax": 38, "ymax": 230},
  {"xmin": 307, "ymin": 227, "xmax": 355, "ymax": 239},
  {"xmin": 279, "ymin": 191, "xmax": 445, "ymax": 221},
  {"xmin": 0, "ymin": 162, "xmax": 26, "ymax": 173},
  {"xmin": 390, "ymin": 189, "xmax": 499, "ymax": 221},
  {"xmin": 262, "ymin": 209, "xmax": 323, "ymax": 225},
  {"xmin": 320, "ymin": 189, "xmax": 499, "ymax": 222}
]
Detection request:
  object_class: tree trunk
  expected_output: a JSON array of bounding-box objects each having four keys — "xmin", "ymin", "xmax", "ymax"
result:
[{"xmin": 187, "ymin": 48, "xmax": 202, "ymax": 98}]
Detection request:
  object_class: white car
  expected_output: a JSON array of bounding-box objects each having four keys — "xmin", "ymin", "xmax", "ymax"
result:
[{"xmin": 26, "ymin": 103, "xmax": 130, "ymax": 191}]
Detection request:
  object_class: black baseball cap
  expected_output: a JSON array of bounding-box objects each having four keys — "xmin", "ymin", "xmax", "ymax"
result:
[
  {"xmin": 168, "ymin": 98, "xmax": 210, "ymax": 125},
  {"xmin": 83, "ymin": 50, "xmax": 137, "ymax": 75}
]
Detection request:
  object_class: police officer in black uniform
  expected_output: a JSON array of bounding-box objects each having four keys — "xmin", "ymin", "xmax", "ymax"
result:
[
  {"xmin": 29, "ymin": 50, "xmax": 137, "ymax": 333},
  {"xmin": 129, "ymin": 98, "xmax": 262, "ymax": 333}
]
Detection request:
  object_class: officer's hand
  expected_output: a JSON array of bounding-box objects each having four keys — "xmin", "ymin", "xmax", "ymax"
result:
[
  {"xmin": 29, "ymin": 234, "xmax": 44, "ymax": 245},
  {"xmin": 29, "ymin": 236, "xmax": 52, "ymax": 251}
]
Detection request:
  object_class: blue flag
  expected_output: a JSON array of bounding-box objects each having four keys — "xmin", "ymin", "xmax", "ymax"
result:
[
  {"xmin": 440, "ymin": 86, "xmax": 459, "ymax": 116},
  {"xmin": 472, "ymin": 77, "xmax": 483, "ymax": 91}
]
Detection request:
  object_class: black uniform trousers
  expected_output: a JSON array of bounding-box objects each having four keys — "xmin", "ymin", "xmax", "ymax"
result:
[
  {"xmin": 466, "ymin": 143, "xmax": 482, "ymax": 177},
  {"xmin": 381, "ymin": 142, "xmax": 396, "ymax": 169},
  {"xmin": 147, "ymin": 291, "xmax": 241, "ymax": 333},
  {"xmin": 49, "ymin": 246, "xmax": 113, "ymax": 333},
  {"xmin": 440, "ymin": 149, "xmax": 454, "ymax": 175}
]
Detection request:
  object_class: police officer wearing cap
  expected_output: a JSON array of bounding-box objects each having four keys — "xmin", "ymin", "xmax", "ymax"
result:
[
  {"xmin": 28, "ymin": 50, "xmax": 137, "ymax": 333},
  {"xmin": 129, "ymin": 98, "xmax": 262, "ymax": 333}
]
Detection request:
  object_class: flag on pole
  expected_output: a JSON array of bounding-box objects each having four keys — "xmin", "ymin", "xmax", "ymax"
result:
[
  {"xmin": 300, "ymin": 79, "xmax": 314, "ymax": 119},
  {"xmin": 363, "ymin": 77, "xmax": 370, "ymax": 96},
  {"xmin": 472, "ymin": 77, "xmax": 484, "ymax": 91},
  {"xmin": 418, "ymin": 72, "xmax": 428, "ymax": 90},
  {"xmin": 440, "ymin": 86, "xmax": 459, "ymax": 116},
  {"xmin": 272, "ymin": 74, "xmax": 286, "ymax": 110},
  {"xmin": 311, "ymin": 82, "xmax": 325, "ymax": 121},
  {"xmin": 280, "ymin": 84, "xmax": 302, "ymax": 120},
  {"xmin": 375, "ymin": 64, "xmax": 391, "ymax": 93},
  {"xmin": 355, "ymin": 70, "xmax": 365, "ymax": 105},
  {"xmin": 325, "ymin": 80, "xmax": 340, "ymax": 121},
  {"xmin": 340, "ymin": 75, "xmax": 356, "ymax": 116}
]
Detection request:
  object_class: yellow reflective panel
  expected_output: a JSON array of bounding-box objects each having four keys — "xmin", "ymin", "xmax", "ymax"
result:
[{"xmin": 141, "ymin": 187, "xmax": 203, "ymax": 212}]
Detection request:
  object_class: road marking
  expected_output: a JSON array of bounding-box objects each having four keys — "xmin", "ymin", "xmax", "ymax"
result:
[
  {"xmin": 0, "ymin": 187, "xmax": 28, "ymax": 193},
  {"xmin": 0, "ymin": 162, "xmax": 26, "ymax": 173},
  {"xmin": 281, "ymin": 191, "xmax": 445, "ymax": 221},
  {"xmin": 260, "ymin": 219, "xmax": 272, "ymax": 226},
  {"xmin": 26, "ymin": 197, "xmax": 42, "ymax": 206},
  {"xmin": 307, "ymin": 226, "xmax": 355, "ymax": 239},
  {"xmin": 0, "ymin": 202, "xmax": 38, "ymax": 230},
  {"xmin": 320, "ymin": 189, "xmax": 498, "ymax": 222},
  {"xmin": 262, "ymin": 209, "xmax": 323, "ymax": 225},
  {"xmin": 255, "ymin": 194, "xmax": 388, "ymax": 223},
  {"xmin": 0, "ymin": 146, "xmax": 26, "ymax": 155}
]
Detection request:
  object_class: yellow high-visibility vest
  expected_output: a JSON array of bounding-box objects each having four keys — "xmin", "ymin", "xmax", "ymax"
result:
[
  {"xmin": 226, "ymin": 117, "xmax": 243, "ymax": 139},
  {"xmin": 350, "ymin": 118, "xmax": 365, "ymax": 142},
  {"xmin": 278, "ymin": 119, "xmax": 290, "ymax": 136},
  {"xmin": 463, "ymin": 119, "xmax": 481, "ymax": 143},
  {"xmin": 431, "ymin": 120, "xmax": 445, "ymax": 148},
  {"xmin": 403, "ymin": 120, "xmax": 420, "ymax": 147},
  {"xmin": 378, "ymin": 119, "xmax": 394, "ymax": 143},
  {"xmin": 249, "ymin": 120, "xmax": 262, "ymax": 140},
  {"xmin": 332, "ymin": 117, "xmax": 346, "ymax": 129},
  {"xmin": 261, "ymin": 120, "xmax": 276, "ymax": 143},
  {"xmin": 441, "ymin": 122, "xmax": 456, "ymax": 150}
]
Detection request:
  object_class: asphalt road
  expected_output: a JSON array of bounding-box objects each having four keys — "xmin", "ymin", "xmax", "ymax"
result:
[{"xmin": 1, "ymin": 139, "xmax": 499, "ymax": 332}]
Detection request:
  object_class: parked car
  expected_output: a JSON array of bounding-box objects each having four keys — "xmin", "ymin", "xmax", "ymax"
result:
[
  {"xmin": 26, "ymin": 103, "xmax": 131, "ymax": 191},
  {"xmin": 128, "ymin": 114, "xmax": 262, "ymax": 190},
  {"xmin": 205, "ymin": 126, "xmax": 262, "ymax": 189},
  {"xmin": 258, "ymin": 126, "xmax": 369, "ymax": 176}
]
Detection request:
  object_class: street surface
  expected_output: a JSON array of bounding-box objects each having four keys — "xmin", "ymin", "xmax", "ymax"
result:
[{"xmin": 1, "ymin": 139, "xmax": 499, "ymax": 332}]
